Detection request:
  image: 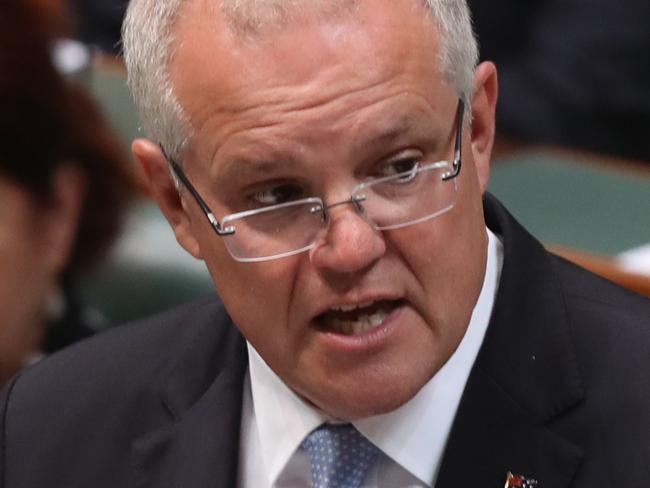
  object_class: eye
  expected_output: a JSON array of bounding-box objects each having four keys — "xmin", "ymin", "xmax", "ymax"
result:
[
  {"xmin": 377, "ymin": 153, "xmax": 423, "ymax": 180},
  {"xmin": 249, "ymin": 181, "xmax": 307, "ymax": 207}
]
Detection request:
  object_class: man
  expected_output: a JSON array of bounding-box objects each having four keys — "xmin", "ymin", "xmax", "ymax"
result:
[{"xmin": 1, "ymin": 0, "xmax": 649, "ymax": 487}]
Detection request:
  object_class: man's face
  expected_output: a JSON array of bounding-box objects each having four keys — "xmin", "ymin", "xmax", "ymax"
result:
[{"xmin": 162, "ymin": 0, "xmax": 493, "ymax": 419}]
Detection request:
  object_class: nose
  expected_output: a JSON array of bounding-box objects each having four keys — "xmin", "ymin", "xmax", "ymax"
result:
[{"xmin": 308, "ymin": 202, "xmax": 386, "ymax": 273}]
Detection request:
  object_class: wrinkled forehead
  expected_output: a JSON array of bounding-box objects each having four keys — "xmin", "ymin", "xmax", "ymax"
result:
[{"xmin": 169, "ymin": 0, "xmax": 444, "ymax": 117}]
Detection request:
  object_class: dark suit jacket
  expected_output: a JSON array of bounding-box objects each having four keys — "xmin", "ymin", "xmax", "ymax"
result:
[{"xmin": 2, "ymin": 195, "xmax": 650, "ymax": 487}]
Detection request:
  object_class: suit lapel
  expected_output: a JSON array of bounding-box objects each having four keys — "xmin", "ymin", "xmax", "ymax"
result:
[
  {"xmin": 131, "ymin": 306, "xmax": 248, "ymax": 488},
  {"xmin": 436, "ymin": 195, "xmax": 585, "ymax": 488},
  {"xmin": 435, "ymin": 368, "xmax": 583, "ymax": 488}
]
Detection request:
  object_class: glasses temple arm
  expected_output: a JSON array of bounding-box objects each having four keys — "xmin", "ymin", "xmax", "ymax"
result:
[
  {"xmin": 442, "ymin": 98, "xmax": 465, "ymax": 181},
  {"xmin": 159, "ymin": 145, "xmax": 233, "ymax": 236}
]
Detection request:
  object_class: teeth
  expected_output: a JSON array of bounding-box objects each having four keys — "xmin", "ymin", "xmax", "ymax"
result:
[
  {"xmin": 332, "ymin": 301, "xmax": 374, "ymax": 312},
  {"xmin": 331, "ymin": 309, "xmax": 388, "ymax": 335}
]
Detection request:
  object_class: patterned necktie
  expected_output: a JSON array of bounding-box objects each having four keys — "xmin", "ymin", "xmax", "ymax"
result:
[{"xmin": 301, "ymin": 423, "xmax": 380, "ymax": 488}]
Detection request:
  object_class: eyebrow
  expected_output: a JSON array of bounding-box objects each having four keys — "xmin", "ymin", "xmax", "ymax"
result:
[
  {"xmin": 214, "ymin": 154, "xmax": 302, "ymax": 183},
  {"xmin": 351, "ymin": 115, "xmax": 434, "ymax": 153}
]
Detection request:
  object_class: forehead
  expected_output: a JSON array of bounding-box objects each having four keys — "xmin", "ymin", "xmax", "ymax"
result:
[{"xmin": 170, "ymin": 0, "xmax": 449, "ymax": 157}]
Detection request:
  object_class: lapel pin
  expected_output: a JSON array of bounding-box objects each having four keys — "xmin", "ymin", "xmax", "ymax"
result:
[{"xmin": 504, "ymin": 471, "xmax": 539, "ymax": 487}]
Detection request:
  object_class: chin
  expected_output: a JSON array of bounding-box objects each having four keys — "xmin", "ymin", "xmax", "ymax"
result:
[{"xmin": 312, "ymin": 373, "xmax": 429, "ymax": 420}]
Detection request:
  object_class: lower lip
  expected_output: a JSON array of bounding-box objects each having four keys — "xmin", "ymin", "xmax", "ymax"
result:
[{"xmin": 315, "ymin": 303, "xmax": 406, "ymax": 352}]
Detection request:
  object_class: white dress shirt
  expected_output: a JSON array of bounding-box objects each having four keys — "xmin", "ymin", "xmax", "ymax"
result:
[{"xmin": 239, "ymin": 229, "xmax": 503, "ymax": 488}]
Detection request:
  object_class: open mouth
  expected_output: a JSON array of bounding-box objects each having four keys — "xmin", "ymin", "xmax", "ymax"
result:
[{"xmin": 314, "ymin": 299, "xmax": 405, "ymax": 335}]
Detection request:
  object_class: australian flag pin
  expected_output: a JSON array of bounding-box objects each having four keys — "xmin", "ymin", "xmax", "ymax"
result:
[{"xmin": 504, "ymin": 471, "xmax": 539, "ymax": 487}]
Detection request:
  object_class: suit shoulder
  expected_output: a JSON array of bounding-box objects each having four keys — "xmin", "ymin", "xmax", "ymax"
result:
[
  {"xmin": 549, "ymin": 253, "xmax": 650, "ymax": 323},
  {"xmin": 0, "ymin": 297, "xmax": 246, "ymax": 487},
  {"xmin": 0, "ymin": 297, "xmax": 236, "ymax": 418},
  {"xmin": 549, "ymin": 254, "xmax": 650, "ymax": 390}
]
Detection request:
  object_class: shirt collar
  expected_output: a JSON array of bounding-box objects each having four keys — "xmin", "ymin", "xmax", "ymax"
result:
[{"xmin": 248, "ymin": 228, "xmax": 503, "ymax": 487}]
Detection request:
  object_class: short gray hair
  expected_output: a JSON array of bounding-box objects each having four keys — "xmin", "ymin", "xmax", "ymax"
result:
[{"xmin": 122, "ymin": 0, "xmax": 478, "ymax": 161}]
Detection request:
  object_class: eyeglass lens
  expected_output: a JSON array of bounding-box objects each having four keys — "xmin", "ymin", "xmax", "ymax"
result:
[{"xmin": 221, "ymin": 161, "xmax": 457, "ymax": 262}]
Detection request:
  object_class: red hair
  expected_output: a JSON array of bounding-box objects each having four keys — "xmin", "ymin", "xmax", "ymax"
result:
[{"xmin": 0, "ymin": 0, "xmax": 133, "ymax": 274}]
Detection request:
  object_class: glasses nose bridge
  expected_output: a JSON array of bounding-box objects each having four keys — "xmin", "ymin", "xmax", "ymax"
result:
[
  {"xmin": 319, "ymin": 193, "xmax": 370, "ymax": 226},
  {"xmin": 323, "ymin": 193, "xmax": 365, "ymax": 213},
  {"xmin": 308, "ymin": 192, "xmax": 386, "ymax": 269}
]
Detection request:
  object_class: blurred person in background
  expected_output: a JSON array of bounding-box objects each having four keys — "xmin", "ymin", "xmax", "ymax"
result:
[
  {"xmin": 469, "ymin": 0, "xmax": 650, "ymax": 162},
  {"xmin": 0, "ymin": 0, "xmax": 132, "ymax": 385}
]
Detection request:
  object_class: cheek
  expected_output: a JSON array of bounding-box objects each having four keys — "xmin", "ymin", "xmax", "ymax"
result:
[
  {"xmin": 0, "ymin": 219, "xmax": 50, "ymax": 295},
  {"xmin": 0, "ymin": 188, "xmax": 56, "ymax": 338},
  {"xmin": 205, "ymin": 246, "xmax": 300, "ymax": 345},
  {"xmin": 390, "ymin": 195, "xmax": 487, "ymax": 328},
  {"xmin": 0, "ymin": 227, "xmax": 51, "ymax": 365},
  {"xmin": 0, "ymin": 246, "xmax": 20, "ymax": 330}
]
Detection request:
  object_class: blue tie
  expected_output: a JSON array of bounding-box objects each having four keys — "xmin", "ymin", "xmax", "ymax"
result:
[{"xmin": 301, "ymin": 423, "xmax": 380, "ymax": 488}]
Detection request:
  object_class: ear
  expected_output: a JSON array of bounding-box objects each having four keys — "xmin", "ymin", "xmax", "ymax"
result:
[
  {"xmin": 42, "ymin": 164, "xmax": 86, "ymax": 273},
  {"xmin": 131, "ymin": 138, "xmax": 203, "ymax": 259},
  {"xmin": 469, "ymin": 61, "xmax": 498, "ymax": 193}
]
